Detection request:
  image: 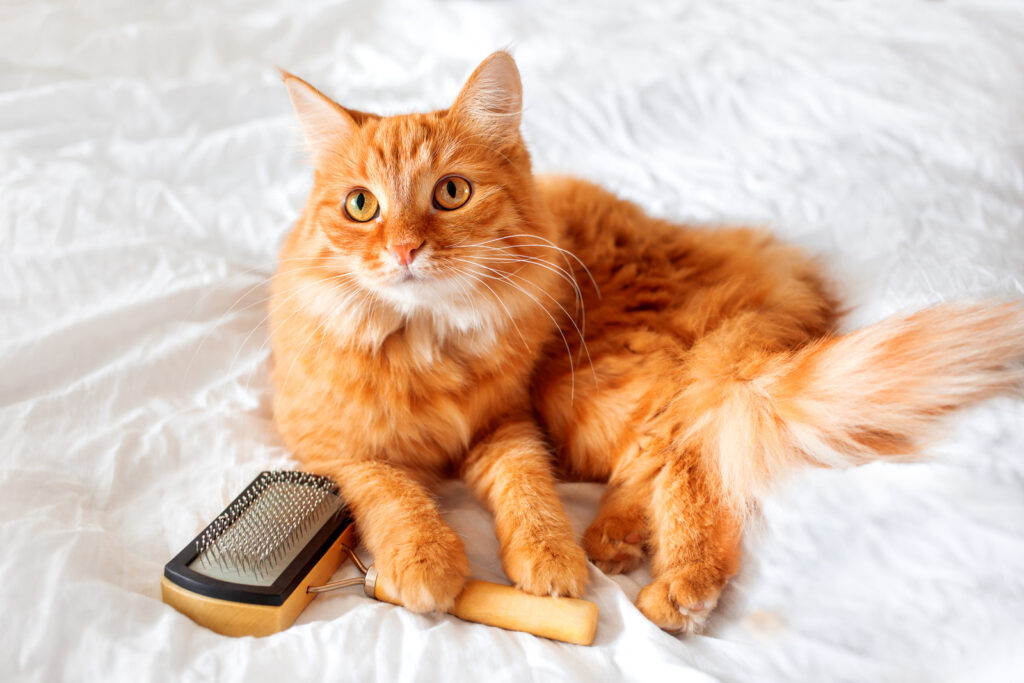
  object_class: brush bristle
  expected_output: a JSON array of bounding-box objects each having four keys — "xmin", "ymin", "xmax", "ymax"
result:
[{"xmin": 194, "ymin": 471, "xmax": 341, "ymax": 582}]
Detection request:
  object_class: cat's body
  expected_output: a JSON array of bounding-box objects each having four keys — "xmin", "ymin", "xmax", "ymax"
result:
[
  {"xmin": 272, "ymin": 53, "xmax": 1024, "ymax": 632},
  {"xmin": 532, "ymin": 178, "xmax": 841, "ymax": 625}
]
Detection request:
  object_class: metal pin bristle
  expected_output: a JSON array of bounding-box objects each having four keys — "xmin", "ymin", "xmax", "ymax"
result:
[{"xmin": 193, "ymin": 472, "xmax": 341, "ymax": 583}]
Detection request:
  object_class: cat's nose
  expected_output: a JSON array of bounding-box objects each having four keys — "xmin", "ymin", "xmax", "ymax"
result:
[{"xmin": 389, "ymin": 240, "xmax": 425, "ymax": 266}]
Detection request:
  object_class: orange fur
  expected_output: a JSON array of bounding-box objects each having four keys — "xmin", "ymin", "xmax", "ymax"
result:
[
  {"xmin": 272, "ymin": 54, "xmax": 586, "ymax": 611},
  {"xmin": 271, "ymin": 52, "xmax": 1024, "ymax": 632},
  {"xmin": 535, "ymin": 179, "xmax": 1024, "ymax": 631}
]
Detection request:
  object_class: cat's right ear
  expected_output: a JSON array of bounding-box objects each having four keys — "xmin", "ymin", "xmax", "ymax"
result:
[
  {"xmin": 451, "ymin": 51, "xmax": 523, "ymax": 140},
  {"xmin": 280, "ymin": 69, "xmax": 358, "ymax": 166}
]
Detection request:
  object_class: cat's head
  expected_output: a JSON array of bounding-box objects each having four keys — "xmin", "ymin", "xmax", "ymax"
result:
[{"xmin": 281, "ymin": 52, "xmax": 553, "ymax": 332}]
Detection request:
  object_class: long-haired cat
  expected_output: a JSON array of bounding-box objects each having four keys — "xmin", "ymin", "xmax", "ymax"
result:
[{"xmin": 271, "ymin": 52, "xmax": 1024, "ymax": 632}]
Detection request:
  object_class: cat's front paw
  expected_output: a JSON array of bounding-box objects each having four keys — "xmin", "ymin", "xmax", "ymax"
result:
[
  {"xmin": 374, "ymin": 525, "xmax": 469, "ymax": 613},
  {"xmin": 502, "ymin": 532, "xmax": 588, "ymax": 599},
  {"xmin": 635, "ymin": 572, "xmax": 721, "ymax": 634},
  {"xmin": 582, "ymin": 510, "xmax": 646, "ymax": 575}
]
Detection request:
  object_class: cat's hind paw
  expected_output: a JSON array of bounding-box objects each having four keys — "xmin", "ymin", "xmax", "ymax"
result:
[
  {"xmin": 582, "ymin": 512, "xmax": 646, "ymax": 575},
  {"xmin": 635, "ymin": 576, "xmax": 719, "ymax": 634}
]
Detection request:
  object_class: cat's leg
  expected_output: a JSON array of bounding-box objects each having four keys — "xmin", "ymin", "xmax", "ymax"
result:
[
  {"xmin": 636, "ymin": 452, "xmax": 742, "ymax": 633},
  {"xmin": 462, "ymin": 417, "xmax": 589, "ymax": 598},
  {"xmin": 582, "ymin": 486, "xmax": 648, "ymax": 574},
  {"xmin": 329, "ymin": 458, "xmax": 470, "ymax": 613},
  {"xmin": 581, "ymin": 449, "xmax": 659, "ymax": 574}
]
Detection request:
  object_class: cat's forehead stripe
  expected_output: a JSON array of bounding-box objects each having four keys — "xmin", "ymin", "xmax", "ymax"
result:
[
  {"xmin": 356, "ymin": 116, "xmax": 449, "ymax": 197},
  {"xmin": 365, "ymin": 117, "xmax": 432, "ymax": 165}
]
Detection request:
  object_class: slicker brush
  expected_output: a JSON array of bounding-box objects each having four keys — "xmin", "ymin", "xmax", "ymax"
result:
[{"xmin": 162, "ymin": 471, "xmax": 599, "ymax": 644}]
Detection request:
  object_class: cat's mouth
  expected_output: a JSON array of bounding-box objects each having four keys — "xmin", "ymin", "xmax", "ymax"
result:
[{"xmin": 392, "ymin": 269, "xmax": 421, "ymax": 284}]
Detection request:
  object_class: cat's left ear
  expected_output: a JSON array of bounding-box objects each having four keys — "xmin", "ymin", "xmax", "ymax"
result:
[
  {"xmin": 450, "ymin": 51, "xmax": 523, "ymax": 139},
  {"xmin": 280, "ymin": 69, "xmax": 359, "ymax": 166}
]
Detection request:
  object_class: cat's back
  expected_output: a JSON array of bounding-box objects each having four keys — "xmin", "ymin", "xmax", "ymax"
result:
[
  {"xmin": 536, "ymin": 174, "xmax": 837, "ymax": 342},
  {"xmin": 538, "ymin": 174, "xmax": 778, "ymax": 274},
  {"xmin": 537, "ymin": 174, "xmax": 742, "ymax": 280}
]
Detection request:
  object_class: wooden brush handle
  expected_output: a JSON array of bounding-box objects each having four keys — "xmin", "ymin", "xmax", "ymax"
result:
[{"xmin": 373, "ymin": 577, "xmax": 599, "ymax": 646}]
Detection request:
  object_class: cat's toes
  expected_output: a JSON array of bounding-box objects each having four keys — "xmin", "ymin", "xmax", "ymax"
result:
[
  {"xmin": 582, "ymin": 513, "xmax": 646, "ymax": 575},
  {"xmin": 503, "ymin": 534, "xmax": 589, "ymax": 598},
  {"xmin": 375, "ymin": 527, "xmax": 469, "ymax": 613},
  {"xmin": 635, "ymin": 574, "xmax": 720, "ymax": 634}
]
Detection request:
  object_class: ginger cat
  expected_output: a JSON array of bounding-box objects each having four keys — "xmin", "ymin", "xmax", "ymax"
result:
[{"xmin": 271, "ymin": 52, "xmax": 1024, "ymax": 632}]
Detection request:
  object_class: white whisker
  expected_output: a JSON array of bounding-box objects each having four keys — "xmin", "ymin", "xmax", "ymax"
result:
[
  {"xmin": 459, "ymin": 263, "xmax": 578, "ymax": 403},
  {"xmin": 446, "ymin": 246, "xmax": 589, "ymax": 361},
  {"xmin": 452, "ymin": 257, "xmax": 596, "ymax": 387},
  {"xmin": 447, "ymin": 265, "xmax": 532, "ymax": 353},
  {"xmin": 232, "ymin": 271, "xmax": 359, "ymax": 381}
]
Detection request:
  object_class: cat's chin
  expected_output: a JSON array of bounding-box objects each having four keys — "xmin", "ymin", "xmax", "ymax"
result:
[
  {"xmin": 391, "ymin": 269, "xmax": 421, "ymax": 285},
  {"xmin": 379, "ymin": 274, "xmax": 462, "ymax": 309},
  {"xmin": 375, "ymin": 276, "xmax": 498, "ymax": 336},
  {"xmin": 381, "ymin": 273, "xmax": 436, "ymax": 302}
]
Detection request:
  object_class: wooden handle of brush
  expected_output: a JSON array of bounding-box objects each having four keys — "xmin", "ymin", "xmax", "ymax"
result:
[{"xmin": 374, "ymin": 579, "xmax": 599, "ymax": 646}]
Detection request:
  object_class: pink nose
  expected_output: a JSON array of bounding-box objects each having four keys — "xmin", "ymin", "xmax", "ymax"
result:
[{"xmin": 389, "ymin": 240, "xmax": 424, "ymax": 266}]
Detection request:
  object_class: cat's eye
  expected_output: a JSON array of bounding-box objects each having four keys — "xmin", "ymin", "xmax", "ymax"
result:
[
  {"xmin": 344, "ymin": 189, "xmax": 379, "ymax": 222},
  {"xmin": 433, "ymin": 176, "xmax": 471, "ymax": 211}
]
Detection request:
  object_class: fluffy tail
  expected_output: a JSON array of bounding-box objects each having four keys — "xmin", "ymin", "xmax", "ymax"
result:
[{"xmin": 685, "ymin": 303, "xmax": 1024, "ymax": 509}]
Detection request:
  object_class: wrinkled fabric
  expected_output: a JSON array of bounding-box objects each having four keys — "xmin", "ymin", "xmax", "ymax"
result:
[{"xmin": 2, "ymin": 1, "xmax": 1024, "ymax": 681}]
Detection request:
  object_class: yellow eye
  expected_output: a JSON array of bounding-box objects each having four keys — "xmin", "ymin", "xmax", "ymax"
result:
[
  {"xmin": 344, "ymin": 189, "xmax": 379, "ymax": 222},
  {"xmin": 433, "ymin": 176, "xmax": 471, "ymax": 211}
]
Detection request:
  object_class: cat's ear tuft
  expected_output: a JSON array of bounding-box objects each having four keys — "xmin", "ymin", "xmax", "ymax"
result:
[
  {"xmin": 280, "ymin": 69, "xmax": 358, "ymax": 166},
  {"xmin": 451, "ymin": 51, "xmax": 523, "ymax": 139}
]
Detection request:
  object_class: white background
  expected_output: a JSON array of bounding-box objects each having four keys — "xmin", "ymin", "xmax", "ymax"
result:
[{"xmin": 2, "ymin": 1, "xmax": 1024, "ymax": 681}]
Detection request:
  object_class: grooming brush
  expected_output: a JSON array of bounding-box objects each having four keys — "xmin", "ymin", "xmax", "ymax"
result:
[{"xmin": 162, "ymin": 471, "xmax": 599, "ymax": 645}]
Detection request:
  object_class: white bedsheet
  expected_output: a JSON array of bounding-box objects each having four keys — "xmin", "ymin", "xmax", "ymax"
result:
[{"xmin": 3, "ymin": 1, "xmax": 1024, "ymax": 681}]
